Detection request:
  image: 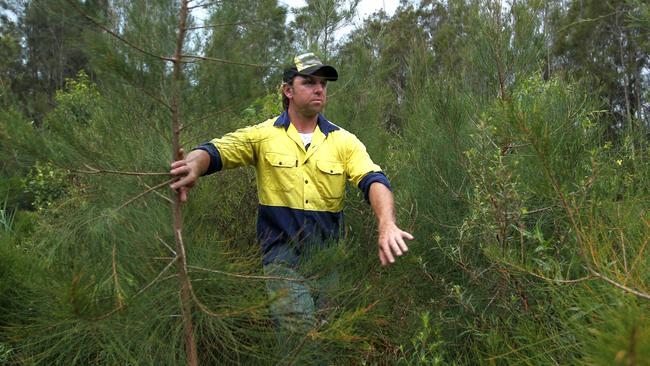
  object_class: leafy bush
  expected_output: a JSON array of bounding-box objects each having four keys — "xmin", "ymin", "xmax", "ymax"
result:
[{"xmin": 22, "ymin": 161, "xmax": 70, "ymax": 212}]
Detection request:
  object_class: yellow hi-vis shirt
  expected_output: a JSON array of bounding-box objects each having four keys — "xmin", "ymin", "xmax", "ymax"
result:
[{"xmin": 195, "ymin": 111, "xmax": 391, "ymax": 265}]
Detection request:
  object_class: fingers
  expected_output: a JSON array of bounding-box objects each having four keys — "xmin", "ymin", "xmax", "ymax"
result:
[
  {"xmin": 402, "ymin": 230, "xmax": 415, "ymax": 241},
  {"xmin": 389, "ymin": 237, "xmax": 403, "ymax": 256},
  {"xmin": 396, "ymin": 234, "xmax": 409, "ymax": 253},
  {"xmin": 170, "ymin": 163, "xmax": 191, "ymax": 179},
  {"xmin": 179, "ymin": 186, "xmax": 188, "ymax": 203},
  {"xmin": 380, "ymin": 240, "xmax": 396, "ymax": 264},
  {"xmin": 378, "ymin": 228, "xmax": 415, "ymax": 266},
  {"xmin": 169, "ymin": 150, "xmax": 198, "ymax": 202},
  {"xmin": 170, "ymin": 160, "xmax": 187, "ymax": 169},
  {"xmin": 171, "ymin": 148, "xmax": 187, "ymax": 169},
  {"xmin": 170, "ymin": 173, "xmax": 194, "ymax": 190},
  {"xmin": 378, "ymin": 248, "xmax": 388, "ymax": 266}
]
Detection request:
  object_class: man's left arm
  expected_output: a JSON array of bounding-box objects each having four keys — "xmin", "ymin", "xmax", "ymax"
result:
[{"xmin": 368, "ymin": 182, "xmax": 414, "ymax": 266}]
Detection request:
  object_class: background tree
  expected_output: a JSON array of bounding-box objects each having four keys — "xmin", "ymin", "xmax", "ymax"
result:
[
  {"xmin": 291, "ymin": 0, "xmax": 360, "ymax": 59},
  {"xmin": 552, "ymin": 0, "xmax": 649, "ymax": 129},
  {"xmin": 1, "ymin": 0, "xmax": 650, "ymax": 364}
]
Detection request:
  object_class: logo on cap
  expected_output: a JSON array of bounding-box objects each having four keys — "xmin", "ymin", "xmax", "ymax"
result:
[{"xmin": 294, "ymin": 53, "xmax": 322, "ymax": 72}]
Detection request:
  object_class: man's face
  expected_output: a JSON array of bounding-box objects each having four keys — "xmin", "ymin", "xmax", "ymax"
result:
[{"xmin": 285, "ymin": 75, "xmax": 328, "ymax": 117}]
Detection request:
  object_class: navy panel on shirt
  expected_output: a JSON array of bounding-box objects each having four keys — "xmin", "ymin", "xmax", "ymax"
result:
[{"xmin": 257, "ymin": 204, "xmax": 343, "ymax": 265}]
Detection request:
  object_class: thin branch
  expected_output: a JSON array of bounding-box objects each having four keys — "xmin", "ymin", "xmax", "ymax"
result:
[
  {"xmin": 138, "ymin": 177, "xmax": 173, "ymax": 204},
  {"xmin": 184, "ymin": 21, "xmax": 265, "ymax": 30},
  {"xmin": 589, "ymin": 268, "xmax": 650, "ymax": 301},
  {"xmin": 327, "ymin": 74, "xmax": 354, "ymax": 99},
  {"xmin": 76, "ymin": 164, "xmax": 170, "ymax": 176},
  {"xmin": 180, "ymin": 54, "xmax": 278, "ymax": 68},
  {"xmin": 112, "ymin": 244, "xmax": 124, "ymax": 308},
  {"xmin": 126, "ymin": 81, "xmax": 173, "ymax": 112},
  {"xmin": 558, "ymin": 11, "xmax": 619, "ymax": 33},
  {"xmin": 89, "ymin": 256, "xmax": 179, "ymax": 321},
  {"xmin": 180, "ymin": 102, "xmax": 238, "ymax": 134},
  {"xmin": 190, "ymin": 289, "xmax": 273, "ymax": 318},
  {"xmin": 188, "ymin": 0, "xmax": 221, "ymax": 10},
  {"xmin": 65, "ymin": 0, "xmax": 174, "ymax": 63},
  {"xmin": 115, "ymin": 177, "xmax": 176, "ymax": 211},
  {"xmin": 134, "ymin": 256, "xmax": 179, "ymax": 297},
  {"xmin": 503, "ymin": 261, "xmax": 593, "ymax": 284},
  {"xmin": 140, "ymin": 114, "xmax": 174, "ymax": 146},
  {"xmin": 157, "ymin": 235, "xmax": 177, "ymax": 256},
  {"xmin": 188, "ymin": 265, "xmax": 306, "ymax": 282}
]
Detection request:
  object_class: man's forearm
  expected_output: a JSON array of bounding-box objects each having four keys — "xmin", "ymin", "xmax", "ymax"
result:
[
  {"xmin": 369, "ymin": 182, "xmax": 396, "ymax": 228},
  {"xmin": 368, "ymin": 182, "xmax": 412, "ymax": 265}
]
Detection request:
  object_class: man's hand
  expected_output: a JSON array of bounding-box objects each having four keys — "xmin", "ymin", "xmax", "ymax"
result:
[
  {"xmin": 368, "ymin": 182, "xmax": 414, "ymax": 266},
  {"xmin": 378, "ymin": 222, "xmax": 414, "ymax": 266},
  {"xmin": 170, "ymin": 148, "xmax": 208, "ymax": 203}
]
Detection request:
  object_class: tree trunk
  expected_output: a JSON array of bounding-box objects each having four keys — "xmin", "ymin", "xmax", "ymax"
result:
[
  {"xmin": 170, "ymin": 1, "xmax": 199, "ymax": 365},
  {"xmin": 616, "ymin": 10, "xmax": 632, "ymax": 128}
]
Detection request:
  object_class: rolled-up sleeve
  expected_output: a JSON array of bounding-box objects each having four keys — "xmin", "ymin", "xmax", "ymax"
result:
[
  {"xmin": 344, "ymin": 133, "xmax": 391, "ymax": 203},
  {"xmin": 358, "ymin": 172, "xmax": 391, "ymax": 202},
  {"xmin": 193, "ymin": 142, "xmax": 223, "ymax": 175}
]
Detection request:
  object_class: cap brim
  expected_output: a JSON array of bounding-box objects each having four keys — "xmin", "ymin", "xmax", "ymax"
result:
[{"xmin": 297, "ymin": 65, "xmax": 338, "ymax": 81}]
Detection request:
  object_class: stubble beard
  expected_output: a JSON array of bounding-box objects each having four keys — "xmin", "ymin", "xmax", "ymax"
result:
[{"xmin": 296, "ymin": 101, "xmax": 324, "ymax": 119}]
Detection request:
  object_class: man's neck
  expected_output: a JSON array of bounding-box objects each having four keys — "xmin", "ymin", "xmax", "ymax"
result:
[{"xmin": 287, "ymin": 108, "xmax": 318, "ymax": 133}]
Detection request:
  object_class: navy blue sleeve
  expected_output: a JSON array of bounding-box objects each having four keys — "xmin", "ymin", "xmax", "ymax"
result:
[
  {"xmin": 358, "ymin": 172, "xmax": 392, "ymax": 203},
  {"xmin": 192, "ymin": 142, "xmax": 223, "ymax": 176}
]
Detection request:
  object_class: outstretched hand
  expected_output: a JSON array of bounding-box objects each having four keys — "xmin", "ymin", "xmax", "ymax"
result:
[
  {"xmin": 169, "ymin": 148, "xmax": 197, "ymax": 203},
  {"xmin": 377, "ymin": 223, "xmax": 414, "ymax": 266}
]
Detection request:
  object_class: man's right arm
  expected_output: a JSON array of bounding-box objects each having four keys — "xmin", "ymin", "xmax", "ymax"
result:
[
  {"xmin": 169, "ymin": 148, "xmax": 211, "ymax": 203},
  {"xmin": 169, "ymin": 123, "xmax": 260, "ymax": 202}
]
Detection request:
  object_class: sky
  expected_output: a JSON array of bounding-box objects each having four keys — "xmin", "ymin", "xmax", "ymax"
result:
[
  {"xmin": 278, "ymin": 0, "xmax": 401, "ymax": 39},
  {"xmin": 278, "ymin": 0, "xmax": 400, "ymax": 21}
]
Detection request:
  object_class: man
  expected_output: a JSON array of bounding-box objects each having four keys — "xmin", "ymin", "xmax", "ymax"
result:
[{"xmin": 170, "ymin": 53, "xmax": 413, "ymax": 355}]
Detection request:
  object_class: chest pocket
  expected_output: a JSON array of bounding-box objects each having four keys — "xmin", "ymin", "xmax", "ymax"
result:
[
  {"xmin": 264, "ymin": 152, "xmax": 298, "ymax": 192},
  {"xmin": 315, "ymin": 160, "xmax": 346, "ymax": 198}
]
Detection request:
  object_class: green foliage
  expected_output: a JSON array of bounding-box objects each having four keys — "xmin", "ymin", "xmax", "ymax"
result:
[
  {"xmin": 241, "ymin": 93, "xmax": 284, "ymax": 125},
  {"xmin": 1, "ymin": 0, "xmax": 650, "ymax": 364},
  {"xmin": 0, "ymin": 196, "xmax": 16, "ymax": 234},
  {"xmin": 48, "ymin": 70, "xmax": 101, "ymax": 127},
  {"xmin": 22, "ymin": 161, "xmax": 70, "ymax": 212},
  {"xmin": 397, "ymin": 312, "xmax": 448, "ymax": 366}
]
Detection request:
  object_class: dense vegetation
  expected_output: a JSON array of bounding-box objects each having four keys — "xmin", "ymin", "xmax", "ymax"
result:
[{"xmin": 1, "ymin": 0, "xmax": 649, "ymax": 364}]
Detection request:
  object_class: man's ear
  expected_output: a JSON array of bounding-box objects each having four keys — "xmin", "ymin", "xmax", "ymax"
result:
[{"xmin": 282, "ymin": 84, "xmax": 293, "ymax": 99}]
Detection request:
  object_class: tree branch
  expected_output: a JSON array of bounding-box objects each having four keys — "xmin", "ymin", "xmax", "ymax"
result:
[
  {"xmin": 184, "ymin": 21, "xmax": 265, "ymax": 30},
  {"xmin": 115, "ymin": 177, "xmax": 176, "ymax": 211},
  {"xmin": 157, "ymin": 235, "xmax": 177, "ymax": 256},
  {"xmin": 169, "ymin": 2, "xmax": 199, "ymax": 362},
  {"xmin": 502, "ymin": 261, "xmax": 594, "ymax": 284},
  {"xmin": 180, "ymin": 54, "xmax": 278, "ymax": 68},
  {"xmin": 589, "ymin": 268, "xmax": 650, "ymax": 301},
  {"xmin": 134, "ymin": 256, "xmax": 179, "ymax": 297},
  {"xmin": 138, "ymin": 177, "xmax": 173, "ymax": 204},
  {"xmin": 112, "ymin": 244, "xmax": 124, "ymax": 308},
  {"xmin": 65, "ymin": 0, "xmax": 174, "ymax": 63},
  {"xmin": 188, "ymin": 1, "xmax": 221, "ymax": 10},
  {"xmin": 76, "ymin": 164, "xmax": 170, "ymax": 176},
  {"xmin": 188, "ymin": 265, "xmax": 306, "ymax": 282},
  {"xmin": 89, "ymin": 255, "xmax": 179, "ymax": 321},
  {"xmin": 123, "ymin": 79, "xmax": 173, "ymax": 112}
]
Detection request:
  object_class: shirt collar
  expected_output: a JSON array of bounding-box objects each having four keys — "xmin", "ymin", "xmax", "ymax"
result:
[{"xmin": 273, "ymin": 110, "xmax": 339, "ymax": 136}]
